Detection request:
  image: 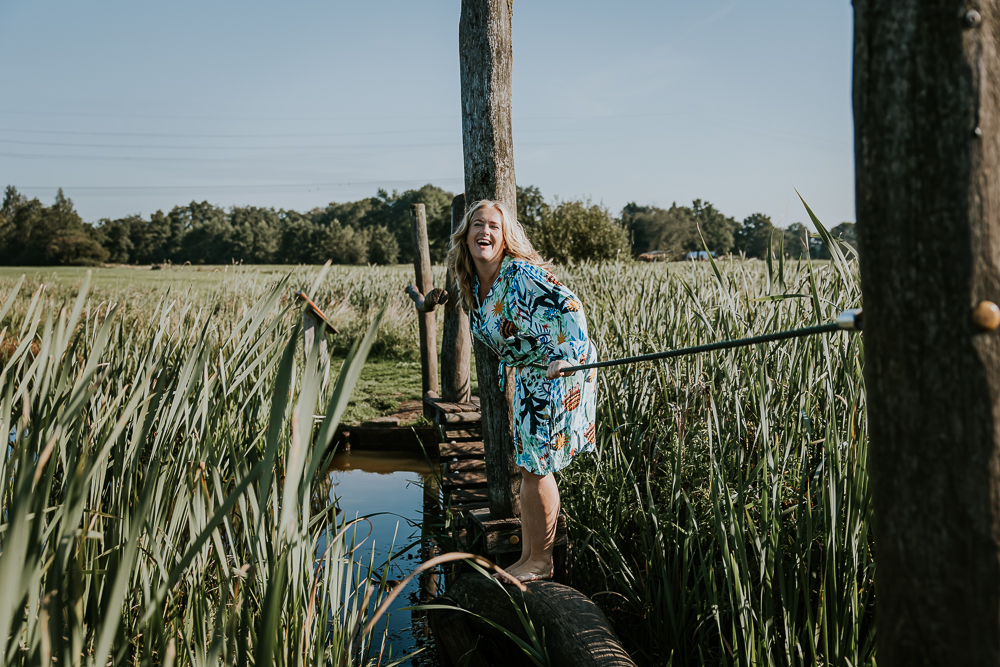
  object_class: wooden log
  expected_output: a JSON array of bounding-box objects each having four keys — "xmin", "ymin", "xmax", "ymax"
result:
[
  {"xmin": 410, "ymin": 203, "xmax": 439, "ymax": 418},
  {"xmin": 460, "ymin": 0, "xmax": 520, "ymax": 520},
  {"xmin": 302, "ymin": 307, "xmax": 330, "ymax": 390},
  {"xmin": 430, "ymin": 573, "xmax": 636, "ymax": 667},
  {"xmin": 466, "ymin": 507, "xmax": 566, "ymax": 556},
  {"xmin": 442, "ymin": 411, "xmax": 482, "ymax": 424},
  {"xmin": 460, "ymin": 0, "xmax": 517, "ymax": 207},
  {"xmin": 442, "ymin": 193, "xmax": 472, "ymax": 403},
  {"xmin": 854, "ymin": 3, "xmax": 1000, "ymax": 663},
  {"xmin": 423, "ymin": 392, "xmax": 479, "ymax": 414},
  {"xmin": 405, "ymin": 285, "xmax": 449, "ymax": 313}
]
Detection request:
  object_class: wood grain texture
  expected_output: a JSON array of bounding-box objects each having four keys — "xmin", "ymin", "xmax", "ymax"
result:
[
  {"xmin": 460, "ymin": 0, "xmax": 520, "ymax": 519},
  {"xmin": 410, "ymin": 203, "xmax": 439, "ymax": 418},
  {"xmin": 854, "ymin": 1, "xmax": 1000, "ymax": 662},
  {"xmin": 442, "ymin": 193, "xmax": 473, "ymax": 403}
]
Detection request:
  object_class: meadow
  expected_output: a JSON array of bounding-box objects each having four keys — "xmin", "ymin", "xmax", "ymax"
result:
[{"xmin": 0, "ymin": 231, "xmax": 871, "ymax": 666}]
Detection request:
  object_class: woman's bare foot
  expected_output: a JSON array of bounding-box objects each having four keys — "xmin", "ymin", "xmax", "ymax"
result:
[{"xmin": 506, "ymin": 557, "xmax": 552, "ymax": 581}]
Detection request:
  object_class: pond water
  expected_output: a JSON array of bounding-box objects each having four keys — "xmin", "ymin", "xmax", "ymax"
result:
[{"xmin": 328, "ymin": 449, "xmax": 438, "ymax": 665}]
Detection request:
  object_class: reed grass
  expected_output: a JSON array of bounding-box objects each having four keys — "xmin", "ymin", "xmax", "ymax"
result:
[
  {"xmin": 0, "ymin": 264, "xmax": 406, "ymax": 666},
  {"xmin": 557, "ymin": 232, "xmax": 872, "ymax": 665},
  {"xmin": 1, "ymin": 226, "xmax": 875, "ymax": 666}
]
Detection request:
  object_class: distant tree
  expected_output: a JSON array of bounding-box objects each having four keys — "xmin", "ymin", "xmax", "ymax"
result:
[
  {"xmin": 516, "ymin": 184, "xmax": 550, "ymax": 238},
  {"xmin": 344, "ymin": 184, "xmax": 454, "ymax": 264},
  {"xmin": 535, "ymin": 198, "xmax": 629, "ymax": 263},
  {"xmin": 0, "ymin": 186, "xmax": 28, "ymax": 258},
  {"xmin": 314, "ymin": 220, "xmax": 367, "ymax": 264},
  {"xmin": 366, "ymin": 224, "xmax": 399, "ymax": 264},
  {"xmin": 734, "ymin": 213, "xmax": 775, "ymax": 259},
  {"xmin": 96, "ymin": 215, "xmax": 142, "ymax": 263},
  {"xmin": 691, "ymin": 199, "xmax": 738, "ymax": 254},
  {"xmin": 275, "ymin": 213, "xmax": 316, "ymax": 264},
  {"xmin": 229, "ymin": 206, "xmax": 279, "ymax": 264},
  {"xmin": 621, "ymin": 202, "xmax": 696, "ymax": 259},
  {"xmin": 831, "ymin": 222, "xmax": 858, "ymax": 255},
  {"xmin": 782, "ymin": 222, "xmax": 810, "ymax": 259},
  {"xmin": 45, "ymin": 231, "xmax": 108, "ymax": 266},
  {"xmin": 0, "ymin": 189, "xmax": 107, "ymax": 266}
]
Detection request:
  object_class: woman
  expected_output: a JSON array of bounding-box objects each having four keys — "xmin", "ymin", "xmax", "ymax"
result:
[{"xmin": 447, "ymin": 199, "xmax": 598, "ymax": 583}]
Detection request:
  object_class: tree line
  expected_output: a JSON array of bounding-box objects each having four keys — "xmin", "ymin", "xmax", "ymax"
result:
[{"xmin": 0, "ymin": 183, "xmax": 856, "ymax": 266}]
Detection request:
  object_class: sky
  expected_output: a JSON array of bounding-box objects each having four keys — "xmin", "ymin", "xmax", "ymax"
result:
[{"xmin": 0, "ymin": 0, "xmax": 855, "ymax": 229}]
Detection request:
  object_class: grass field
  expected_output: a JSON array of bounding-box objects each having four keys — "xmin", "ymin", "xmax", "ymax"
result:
[
  {"xmin": 0, "ymin": 228, "xmax": 872, "ymax": 667},
  {"xmin": 0, "ymin": 264, "xmax": 460, "ymax": 425}
]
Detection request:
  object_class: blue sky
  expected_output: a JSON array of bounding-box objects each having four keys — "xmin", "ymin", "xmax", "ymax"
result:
[{"xmin": 0, "ymin": 1, "xmax": 854, "ymax": 228}]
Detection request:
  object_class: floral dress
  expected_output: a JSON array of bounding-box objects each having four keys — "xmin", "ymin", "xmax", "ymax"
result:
[{"xmin": 470, "ymin": 256, "xmax": 598, "ymax": 475}]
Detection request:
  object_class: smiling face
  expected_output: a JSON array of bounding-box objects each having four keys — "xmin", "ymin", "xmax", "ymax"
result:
[{"xmin": 466, "ymin": 205, "xmax": 506, "ymax": 266}]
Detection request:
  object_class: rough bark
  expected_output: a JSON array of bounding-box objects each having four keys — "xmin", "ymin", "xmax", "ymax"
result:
[
  {"xmin": 410, "ymin": 204, "xmax": 439, "ymax": 418},
  {"xmin": 460, "ymin": 0, "xmax": 520, "ymax": 518},
  {"xmin": 301, "ymin": 308, "xmax": 330, "ymax": 390},
  {"xmin": 854, "ymin": 2, "xmax": 1000, "ymax": 663},
  {"xmin": 442, "ymin": 193, "xmax": 473, "ymax": 403}
]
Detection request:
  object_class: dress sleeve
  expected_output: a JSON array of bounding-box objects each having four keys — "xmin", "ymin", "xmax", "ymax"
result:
[{"xmin": 505, "ymin": 262, "xmax": 591, "ymax": 366}]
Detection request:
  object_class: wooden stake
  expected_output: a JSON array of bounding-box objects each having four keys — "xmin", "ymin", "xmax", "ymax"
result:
[
  {"xmin": 460, "ymin": 0, "xmax": 520, "ymax": 519},
  {"xmin": 855, "ymin": 2, "xmax": 1000, "ymax": 662},
  {"xmin": 442, "ymin": 193, "xmax": 472, "ymax": 403},
  {"xmin": 410, "ymin": 203, "xmax": 439, "ymax": 417}
]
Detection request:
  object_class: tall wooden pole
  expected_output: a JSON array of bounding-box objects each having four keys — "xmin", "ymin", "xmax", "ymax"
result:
[
  {"xmin": 442, "ymin": 194, "xmax": 472, "ymax": 403},
  {"xmin": 410, "ymin": 203, "xmax": 439, "ymax": 418},
  {"xmin": 460, "ymin": 0, "xmax": 520, "ymax": 519},
  {"xmin": 854, "ymin": 3, "xmax": 1000, "ymax": 663}
]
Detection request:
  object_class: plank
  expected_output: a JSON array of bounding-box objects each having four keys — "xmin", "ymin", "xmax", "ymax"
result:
[
  {"xmin": 439, "ymin": 440, "xmax": 485, "ymax": 459},
  {"xmin": 441, "ymin": 427, "xmax": 481, "ymax": 440},
  {"xmin": 442, "ymin": 411, "xmax": 481, "ymax": 424},
  {"xmin": 447, "ymin": 488, "xmax": 488, "ymax": 504},
  {"xmin": 442, "ymin": 470, "xmax": 488, "ymax": 490},
  {"xmin": 447, "ymin": 459, "xmax": 486, "ymax": 472}
]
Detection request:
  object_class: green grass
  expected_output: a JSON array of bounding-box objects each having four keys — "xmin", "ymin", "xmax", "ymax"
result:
[
  {"xmin": 0, "ymin": 265, "xmax": 413, "ymax": 666},
  {"xmin": 552, "ymin": 228, "xmax": 872, "ymax": 665}
]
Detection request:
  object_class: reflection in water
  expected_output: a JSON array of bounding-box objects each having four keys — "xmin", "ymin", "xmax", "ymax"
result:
[{"xmin": 327, "ymin": 449, "xmax": 438, "ymax": 665}]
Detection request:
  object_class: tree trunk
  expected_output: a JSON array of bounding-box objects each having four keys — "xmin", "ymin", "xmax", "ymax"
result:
[
  {"xmin": 410, "ymin": 203, "xmax": 439, "ymax": 418},
  {"xmin": 854, "ymin": 2, "xmax": 1000, "ymax": 663},
  {"xmin": 442, "ymin": 193, "xmax": 472, "ymax": 403},
  {"xmin": 460, "ymin": 0, "xmax": 520, "ymax": 518}
]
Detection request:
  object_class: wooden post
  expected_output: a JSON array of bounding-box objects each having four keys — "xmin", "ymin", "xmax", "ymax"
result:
[
  {"xmin": 442, "ymin": 194, "xmax": 472, "ymax": 403},
  {"xmin": 854, "ymin": 2, "xmax": 1000, "ymax": 663},
  {"xmin": 410, "ymin": 203, "xmax": 439, "ymax": 418},
  {"xmin": 460, "ymin": 0, "xmax": 519, "ymax": 519},
  {"xmin": 302, "ymin": 308, "xmax": 330, "ymax": 389}
]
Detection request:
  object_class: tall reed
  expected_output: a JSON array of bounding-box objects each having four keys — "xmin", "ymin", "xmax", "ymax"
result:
[
  {"xmin": 558, "ymin": 235, "xmax": 873, "ymax": 665},
  {"xmin": 0, "ymin": 266, "xmax": 399, "ymax": 666}
]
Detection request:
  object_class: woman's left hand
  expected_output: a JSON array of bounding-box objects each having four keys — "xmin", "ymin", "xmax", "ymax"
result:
[{"xmin": 546, "ymin": 360, "xmax": 577, "ymax": 380}]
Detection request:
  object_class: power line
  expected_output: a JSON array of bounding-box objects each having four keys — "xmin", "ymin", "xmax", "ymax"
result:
[
  {"xmin": 14, "ymin": 178, "xmax": 464, "ymax": 198},
  {"xmin": 0, "ymin": 127, "xmax": 456, "ymax": 139},
  {"xmin": 0, "ymin": 139, "xmax": 614, "ymax": 163}
]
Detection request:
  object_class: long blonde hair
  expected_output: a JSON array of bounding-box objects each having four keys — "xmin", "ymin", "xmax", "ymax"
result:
[{"xmin": 446, "ymin": 199, "xmax": 548, "ymax": 311}]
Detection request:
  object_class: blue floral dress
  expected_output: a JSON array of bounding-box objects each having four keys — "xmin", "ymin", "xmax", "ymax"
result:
[{"xmin": 470, "ymin": 256, "xmax": 598, "ymax": 475}]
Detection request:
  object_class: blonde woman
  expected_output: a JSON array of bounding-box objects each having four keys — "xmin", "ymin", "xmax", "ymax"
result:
[{"xmin": 446, "ymin": 199, "xmax": 598, "ymax": 582}]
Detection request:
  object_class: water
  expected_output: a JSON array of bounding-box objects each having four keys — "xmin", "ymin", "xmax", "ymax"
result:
[{"xmin": 328, "ymin": 449, "xmax": 438, "ymax": 665}]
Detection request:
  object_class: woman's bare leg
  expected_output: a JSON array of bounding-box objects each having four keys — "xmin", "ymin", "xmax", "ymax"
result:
[
  {"xmin": 507, "ymin": 467, "xmax": 559, "ymax": 579},
  {"xmin": 506, "ymin": 483, "xmax": 534, "ymax": 573}
]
